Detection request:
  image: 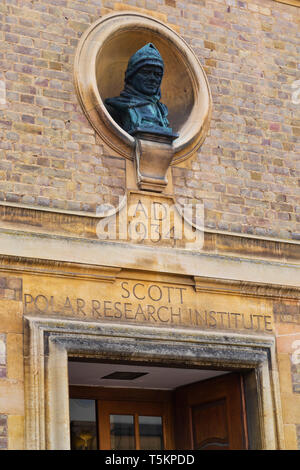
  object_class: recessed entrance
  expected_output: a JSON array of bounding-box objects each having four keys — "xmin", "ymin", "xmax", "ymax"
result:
[
  {"xmin": 24, "ymin": 316, "xmax": 283, "ymax": 450},
  {"xmin": 68, "ymin": 361, "xmax": 248, "ymax": 450}
]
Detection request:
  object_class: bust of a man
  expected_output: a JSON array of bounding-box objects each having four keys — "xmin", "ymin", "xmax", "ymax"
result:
[{"xmin": 105, "ymin": 43, "xmax": 177, "ymax": 139}]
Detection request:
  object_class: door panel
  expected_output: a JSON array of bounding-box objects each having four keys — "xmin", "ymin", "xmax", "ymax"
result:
[
  {"xmin": 174, "ymin": 373, "xmax": 248, "ymax": 450},
  {"xmin": 97, "ymin": 399, "xmax": 173, "ymax": 450},
  {"xmin": 192, "ymin": 399, "xmax": 229, "ymax": 450}
]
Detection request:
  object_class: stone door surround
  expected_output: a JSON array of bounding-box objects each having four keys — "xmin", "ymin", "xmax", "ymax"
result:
[{"xmin": 24, "ymin": 316, "xmax": 284, "ymax": 450}]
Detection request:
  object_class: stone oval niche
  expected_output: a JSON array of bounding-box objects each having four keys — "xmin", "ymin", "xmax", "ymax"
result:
[{"xmin": 74, "ymin": 12, "xmax": 212, "ymax": 164}]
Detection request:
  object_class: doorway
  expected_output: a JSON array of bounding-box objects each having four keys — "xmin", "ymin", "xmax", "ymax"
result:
[
  {"xmin": 69, "ymin": 361, "xmax": 248, "ymax": 450},
  {"xmin": 25, "ymin": 315, "xmax": 282, "ymax": 449}
]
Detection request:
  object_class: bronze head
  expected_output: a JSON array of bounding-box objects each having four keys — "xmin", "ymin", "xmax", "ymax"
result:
[{"xmin": 105, "ymin": 43, "xmax": 177, "ymax": 138}]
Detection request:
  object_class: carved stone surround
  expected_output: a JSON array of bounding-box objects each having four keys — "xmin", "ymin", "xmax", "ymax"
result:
[{"xmin": 24, "ymin": 316, "xmax": 284, "ymax": 449}]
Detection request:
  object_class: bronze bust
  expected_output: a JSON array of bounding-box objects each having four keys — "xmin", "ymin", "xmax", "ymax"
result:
[{"xmin": 105, "ymin": 43, "xmax": 178, "ymax": 139}]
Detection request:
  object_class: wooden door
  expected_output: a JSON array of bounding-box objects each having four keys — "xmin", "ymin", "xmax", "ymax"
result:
[
  {"xmin": 174, "ymin": 373, "xmax": 248, "ymax": 450},
  {"xmin": 69, "ymin": 386, "xmax": 174, "ymax": 450},
  {"xmin": 97, "ymin": 393, "xmax": 174, "ymax": 450}
]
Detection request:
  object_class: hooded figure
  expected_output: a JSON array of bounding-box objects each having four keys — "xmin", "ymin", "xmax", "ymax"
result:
[{"xmin": 105, "ymin": 43, "xmax": 176, "ymax": 137}]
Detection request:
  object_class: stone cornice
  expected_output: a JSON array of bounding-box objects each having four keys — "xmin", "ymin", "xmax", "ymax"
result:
[
  {"xmin": 0, "ymin": 227, "xmax": 299, "ymax": 287},
  {"xmin": 194, "ymin": 276, "xmax": 300, "ymax": 300},
  {"xmin": 274, "ymin": 0, "xmax": 300, "ymax": 7},
  {"xmin": 0, "ymin": 204, "xmax": 299, "ymax": 264},
  {"xmin": 0, "ymin": 249, "xmax": 299, "ymax": 301},
  {"xmin": 0, "ymin": 254, "xmax": 121, "ymax": 283}
]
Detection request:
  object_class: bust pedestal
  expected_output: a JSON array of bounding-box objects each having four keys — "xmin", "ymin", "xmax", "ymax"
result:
[{"xmin": 133, "ymin": 129, "xmax": 178, "ymax": 193}]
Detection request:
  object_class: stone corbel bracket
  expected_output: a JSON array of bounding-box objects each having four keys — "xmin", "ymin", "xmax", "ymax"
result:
[{"xmin": 134, "ymin": 131, "xmax": 176, "ymax": 192}]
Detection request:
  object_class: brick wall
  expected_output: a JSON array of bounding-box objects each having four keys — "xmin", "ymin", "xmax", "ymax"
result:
[
  {"xmin": 171, "ymin": 0, "xmax": 300, "ymax": 240},
  {"xmin": 0, "ymin": 0, "xmax": 299, "ymax": 239},
  {"xmin": 0, "ymin": 276, "xmax": 23, "ymax": 450}
]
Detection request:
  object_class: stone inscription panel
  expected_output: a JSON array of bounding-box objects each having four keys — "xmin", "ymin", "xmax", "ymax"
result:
[
  {"xmin": 23, "ymin": 275, "xmax": 274, "ymax": 334},
  {"xmin": 96, "ymin": 191, "xmax": 204, "ymax": 250}
]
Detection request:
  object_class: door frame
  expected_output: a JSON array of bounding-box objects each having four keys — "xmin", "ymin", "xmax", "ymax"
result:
[{"xmin": 24, "ymin": 315, "xmax": 285, "ymax": 449}]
